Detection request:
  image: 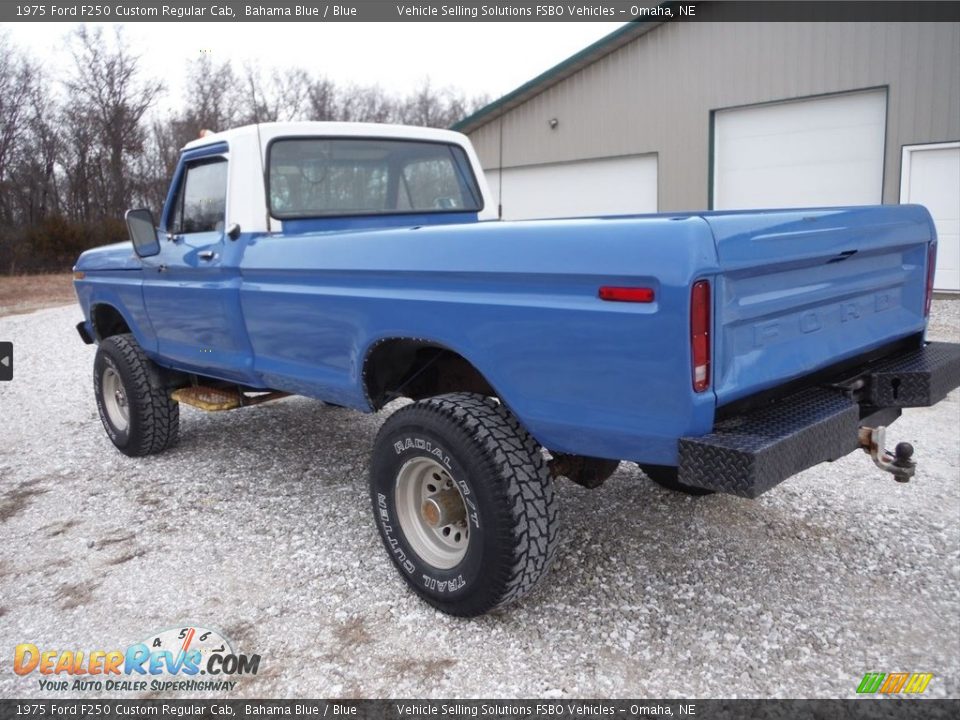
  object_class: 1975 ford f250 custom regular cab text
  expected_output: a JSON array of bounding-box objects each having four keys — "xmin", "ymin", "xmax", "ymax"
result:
[{"xmin": 73, "ymin": 122, "xmax": 960, "ymax": 616}]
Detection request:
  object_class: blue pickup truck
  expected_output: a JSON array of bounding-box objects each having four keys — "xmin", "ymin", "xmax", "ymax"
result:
[{"xmin": 74, "ymin": 122, "xmax": 960, "ymax": 616}]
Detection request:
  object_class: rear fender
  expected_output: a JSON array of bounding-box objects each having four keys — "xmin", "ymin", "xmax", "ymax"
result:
[{"xmin": 361, "ymin": 336, "xmax": 499, "ymax": 411}]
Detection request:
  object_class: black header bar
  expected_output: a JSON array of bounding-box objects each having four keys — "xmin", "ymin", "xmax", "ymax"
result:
[{"xmin": 2, "ymin": 1, "xmax": 959, "ymax": 23}]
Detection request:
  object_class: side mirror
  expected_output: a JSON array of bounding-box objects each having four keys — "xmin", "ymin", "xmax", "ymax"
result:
[{"xmin": 125, "ymin": 208, "xmax": 161, "ymax": 258}]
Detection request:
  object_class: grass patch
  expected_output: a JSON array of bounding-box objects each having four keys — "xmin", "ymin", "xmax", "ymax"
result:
[{"xmin": 0, "ymin": 273, "xmax": 76, "ymax": 318}]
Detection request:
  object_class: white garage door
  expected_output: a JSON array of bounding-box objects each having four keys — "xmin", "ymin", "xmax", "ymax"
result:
[
  {"xmin": 485, "ymin": 154, "xmax": 657, "ymax": 220},
  {"xmin": 901, "ymin": 142, "xmax": 960, "ymax": 292},
  {"xmin": 712, "ymin": 90, "xmax": 886, "ymax": 210}
]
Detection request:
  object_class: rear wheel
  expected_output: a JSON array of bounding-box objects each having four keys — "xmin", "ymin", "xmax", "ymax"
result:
[
  {"xmin": 370, "ymin": 393, "xmax": 559, "ymax": 616},
  {"xmin": 640, "ymin": 464, "xmax": 715, "ymax": 496},
  {"xmin": 93, "ymin": 334, "xmax": 179, "ymax": 457}
]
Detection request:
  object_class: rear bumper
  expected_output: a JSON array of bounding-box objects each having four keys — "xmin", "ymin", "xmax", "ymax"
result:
[
  {"xmin": 678, "ymin": 342, "xmax": 960, "ymax": 497},
  {"xmin": 865, "ymin": 341, "xmax": 960, "ymax": 407}
]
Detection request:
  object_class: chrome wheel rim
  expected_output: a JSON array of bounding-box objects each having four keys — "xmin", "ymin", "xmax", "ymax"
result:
[
  {"xmin": 102, "ymin": 367, "xmax": 129, "ymax": 432},
  {"xmin": 395, "ymin": 457, "xmax": 470, "ymax": 569}
]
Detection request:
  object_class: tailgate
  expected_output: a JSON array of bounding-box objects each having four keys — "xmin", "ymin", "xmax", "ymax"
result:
[{"xmin": 704, "ymin": 205, "xmax": 935, "ymax": 406}]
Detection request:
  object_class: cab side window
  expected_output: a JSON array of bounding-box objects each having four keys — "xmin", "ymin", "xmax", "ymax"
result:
[{"xmin": 169, "ymin": 158, "xmax": 228, "ymax": 234}]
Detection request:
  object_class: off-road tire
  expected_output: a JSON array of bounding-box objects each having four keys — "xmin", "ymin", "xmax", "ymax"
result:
[
  {"xmin": 640, "ymin": 464, "xmax": 714, "ymax": 496},
  {"xmin": 370, "ymin": 393, "xmax": 560, "ymax": 616},
  {"xmin": 93, "ymin": 334, "xmax": 179, "ymax": 457}
]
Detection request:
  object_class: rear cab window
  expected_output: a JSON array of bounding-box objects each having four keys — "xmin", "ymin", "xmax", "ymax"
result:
[{"xmin": 267, "ymin": 138, "xmax": 482, "ymax": 218}]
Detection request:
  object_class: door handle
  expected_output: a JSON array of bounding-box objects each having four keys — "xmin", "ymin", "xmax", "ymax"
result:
[{"xmin": 198, "ymin": 250, "xmax": 217, "ymax": 261}]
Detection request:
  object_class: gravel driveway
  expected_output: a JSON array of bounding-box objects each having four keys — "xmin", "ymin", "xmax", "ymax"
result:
[{"xmin": 1, "ymin": 301, "xmax": 958, "ymax": 699}]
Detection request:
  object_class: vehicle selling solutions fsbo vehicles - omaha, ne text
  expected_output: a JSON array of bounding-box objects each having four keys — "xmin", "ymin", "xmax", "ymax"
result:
[{"xmin": 72, "ymin": 122, "xmax": 960, "ymax": 616}]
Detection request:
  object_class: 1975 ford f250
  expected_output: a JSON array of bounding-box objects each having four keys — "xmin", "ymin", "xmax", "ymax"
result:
[{"xmin": 74, "ymin": 122, "xmax": 960, "ymax": 616}]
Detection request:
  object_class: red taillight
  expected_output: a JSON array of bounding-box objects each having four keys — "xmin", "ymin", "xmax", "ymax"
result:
[
  {"xmin": 598, "ymin": 286, "xmax": 655, "ymax": 303},
  {"xmin": 691, "ymin": 280, "xmax": 711, "ymax": 392},
  {"xmin": 924, "ymin": 242, "xmax": 937, "ymax": 317}
]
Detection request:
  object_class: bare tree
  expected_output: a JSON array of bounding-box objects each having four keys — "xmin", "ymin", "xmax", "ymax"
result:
[
  {"xmin": 399, "ymin": 79, "xmax": 489, "ymax": 128},
  {"xmin": 271, "ymin": 67, "xmax": 313, "ymax": 120},
  {"xmin": 183, "ymin": 54, "xmax": 242, "ymax": 133},
  {"xmin": 239, "ymin": 64, "xmax": 280, "ymax": 124},
  {"xmin": 339, "ymin": 84, "xmax": 396, "ymax": 123},
  {"xmin": 0, "ymin": 35, "xmax": 40, "ymax": 224},
  {"xmin": 9, "ymin": 73, "xmax": 62, "ymax": 225},
  {"xmin": 182, "ymin": 58, "xmax": 486, "ymax": 132},
  {"xmin": 306, "ymin": 76, "xmax": 340, "ymax": 120},
  {"xmin": 64, "ymin": 26, "xmax": 164, "ymax": 221},
  {"xmin": 238, "ymin": 64, "xmax": 319, "ymax": 124}
]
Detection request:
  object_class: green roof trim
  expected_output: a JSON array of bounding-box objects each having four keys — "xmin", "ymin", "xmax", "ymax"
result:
[{"xmin": 451, "ymin": 20, "xmax": 661, "ymax": 134}]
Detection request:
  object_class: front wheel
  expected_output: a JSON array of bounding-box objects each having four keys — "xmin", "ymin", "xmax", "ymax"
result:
[
  {"xmin": 93, "ymin": 334, "xmax": 179, "ymax": 457},
  {"xmin": 370, "ymin": 393, "xmax": 559, "ymax": 616}
]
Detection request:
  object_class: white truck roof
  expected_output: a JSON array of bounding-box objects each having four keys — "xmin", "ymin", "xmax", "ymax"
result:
[
  {"xmin": 180, "ymin": 122, "xmax": 496, "ymax": 230},
  {"xmin": 182, "ymin": 121, "xmax": 475, "ymax": 151}
]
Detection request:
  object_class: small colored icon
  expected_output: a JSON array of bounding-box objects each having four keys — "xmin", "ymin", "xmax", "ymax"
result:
[
  {"xmin": 857, "ymin": 672, "xmax": 933, "ymax": 694},
  {"xmin": 0, "ymin": 342, "xmax": 11, "ymax": 381}
]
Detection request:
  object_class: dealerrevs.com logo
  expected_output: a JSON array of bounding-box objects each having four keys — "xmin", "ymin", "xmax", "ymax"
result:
[{"xmin": 14, "ymin": 626, "xmax": 260, "ymax": 693}]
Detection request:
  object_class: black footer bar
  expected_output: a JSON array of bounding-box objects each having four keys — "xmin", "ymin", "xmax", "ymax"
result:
[{"xmin": 1, "ymin": 699, "xmax": 957, "ymax": 720}]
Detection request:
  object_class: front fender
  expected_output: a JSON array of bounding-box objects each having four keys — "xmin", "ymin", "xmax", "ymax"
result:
[{"xmin": 76, "ymin": 273, "xmax": 157, "ymax": 355}]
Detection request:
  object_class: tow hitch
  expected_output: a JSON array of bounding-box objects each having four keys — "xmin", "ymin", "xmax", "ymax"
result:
[{"xmin": 858, "ymin": 426, "xmax": 916, "ymax": 482}]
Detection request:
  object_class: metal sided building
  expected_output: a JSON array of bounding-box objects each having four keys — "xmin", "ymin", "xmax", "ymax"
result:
[{"xmin": 454, "ymin": 19, "xmax": 960, "ymax": 291}]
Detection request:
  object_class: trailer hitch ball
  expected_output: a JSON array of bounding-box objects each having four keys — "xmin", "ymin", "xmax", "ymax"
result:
[
  {"xmin": 859, "ymin": 426, "xmax": 917, "ymax": 483},
  {"xmin": 894, "ymin": 442, "xmax": 914, "ymax": 466}
]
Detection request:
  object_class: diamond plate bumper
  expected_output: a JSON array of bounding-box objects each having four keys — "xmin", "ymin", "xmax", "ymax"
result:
[
  {"xmin": 865, "ymin": 342, "xmax": 960, "ymax": 408},
  {"xmin": 678, "ymin": 342, "xmax": 960, "ymax": 498}
]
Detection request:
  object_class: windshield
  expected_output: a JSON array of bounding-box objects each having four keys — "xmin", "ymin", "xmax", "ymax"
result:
[{"xmin": 268, "ymin": 137, "xmax": 483, "ymax": 219}]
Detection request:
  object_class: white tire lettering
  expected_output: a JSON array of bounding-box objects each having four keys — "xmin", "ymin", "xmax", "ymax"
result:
[
  {"xmin": 421, "ymin": 574, "xmax": 465, "ymax": 593},
  {"xmin": 393, "ymin": 436, "xmax": 453, "ymax": 469},
  {"xmin": 378, "ymin": 492, "xmax": 415, "ymax": 574}
]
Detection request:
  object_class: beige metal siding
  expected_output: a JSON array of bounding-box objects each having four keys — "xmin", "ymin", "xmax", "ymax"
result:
[{"xmin": 468, "ymin": 22, "xmax": 960, "ymax": 212}]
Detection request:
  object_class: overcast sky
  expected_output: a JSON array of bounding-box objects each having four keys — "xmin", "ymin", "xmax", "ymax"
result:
[{"xmin": 5, "ymin": 22, "xmax": 626, "ymax": 107}]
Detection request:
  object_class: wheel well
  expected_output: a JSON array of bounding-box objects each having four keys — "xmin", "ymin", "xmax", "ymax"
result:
[
  {"xmin": 363, "ymin": 339, "xmax": 495, "ymax": 410},
  {"xmin": 91, "ymin": 304, "xmax": 131, "ymax": 341}
]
